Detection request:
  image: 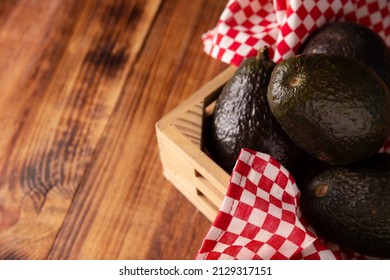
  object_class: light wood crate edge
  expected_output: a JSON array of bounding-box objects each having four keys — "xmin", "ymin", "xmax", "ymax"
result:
[{"xmin": 156, "ymin": 66, "xmax": 236, "ymax": 222}]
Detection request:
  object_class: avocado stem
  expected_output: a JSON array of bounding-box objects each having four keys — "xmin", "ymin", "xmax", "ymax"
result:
[
  {"xmin": 290, "ymin": 76, "xmax": 301, "ymax": 87},
  {"xmin": 256, "ymin": 45, "xmax": 269, "ymax": 61},
  {"xmin": 315, "ymin": 184, "xmax": 329, "ymax": 198}
]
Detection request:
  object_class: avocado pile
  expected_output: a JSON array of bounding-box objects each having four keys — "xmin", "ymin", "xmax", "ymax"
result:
[
  {"xmin": 206, "ymin": 21, "xmax": 390, "ymax": 258},
  {"xmin": 209, "ymin": 46, "xmax": 305, "ymax": 174}
]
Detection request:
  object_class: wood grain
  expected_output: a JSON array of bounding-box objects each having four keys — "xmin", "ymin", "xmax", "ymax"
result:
[
  {"xmin": 0, "ymin": 0, "xmax": 228, "ymax": 259},
  {"xmin": 156, "ymin": 67, "xmax": 236, "ymax": 222}
]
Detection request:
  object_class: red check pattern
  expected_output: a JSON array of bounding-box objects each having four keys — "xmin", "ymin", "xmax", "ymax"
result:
[
  {"xmin": 202, "ymin": 0, "xmax": 390, "ymax": 65},
  {"xmin": 196, "ymin": 148, "xmax": 381, "ymax": 260},
  {"xmin": 379, "ymin": 137, "xmax": 390, "ymax": 153}
]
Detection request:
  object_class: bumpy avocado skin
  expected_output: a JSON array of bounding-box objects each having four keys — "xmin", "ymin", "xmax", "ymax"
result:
[
  {"xmin": 267, "ymin": 54, "xmax": 390, "ymax": 166},
  {"xmin": 210, "ymin": 48, "xmax": 304, "ymax": 174},
  {"xmin": 301, "ymin": 154, "xmax": 390, "ymax": 258},
  {"xmin": 300, "ymin": 21, "xmax": 390, "ymax": 89}
]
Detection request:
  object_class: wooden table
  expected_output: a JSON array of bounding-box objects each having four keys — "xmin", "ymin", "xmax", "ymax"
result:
[{"xmin": 0, "ymin": 0, "xmax": 228, "ymax": 259}]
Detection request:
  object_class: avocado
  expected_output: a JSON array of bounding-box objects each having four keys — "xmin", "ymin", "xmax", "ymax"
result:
[
  {"xmin": 267, "ymin": 53, "xmax": 390, "ymax": 166},
  {"xmin": 300, "ymin": 21, "xmax": 390, "ymax": 89},
  {"xmin": 300, "ymin": 153, "xmax": 390, "ymax": 258},
  {"xmin": 210, "ymin": 46, "xmax": 304, "ymax": 174}
]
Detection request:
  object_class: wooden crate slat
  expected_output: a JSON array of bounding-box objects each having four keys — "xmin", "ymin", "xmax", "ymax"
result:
[{"xmin": 156, "ymin": 67, "xmax": 236, "ymax": 221}]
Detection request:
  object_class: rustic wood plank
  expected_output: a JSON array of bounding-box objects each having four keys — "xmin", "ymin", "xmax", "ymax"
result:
[
  {"xmin": 48, "ymin": 0, "xmax": 228, "ymax": 259},
  {"xmin": 0, "ymin": 0, "xmax": 87, "ymax": 259},
  {"xmin": 0, "ymin": 0, "xmax": 162, "ymax": 259}
]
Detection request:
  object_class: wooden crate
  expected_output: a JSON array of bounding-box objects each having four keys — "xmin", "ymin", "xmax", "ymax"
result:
[{"xmin": 156, "ymin": 67, "xmax": 236, "ymax": 222}]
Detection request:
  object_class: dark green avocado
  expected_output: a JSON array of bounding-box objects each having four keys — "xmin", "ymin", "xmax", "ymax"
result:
[
  {"xmin": 267, "ymin": 53, "xmax": 390, "ymax": 166},
  {"xmin": 300, "ymin": 153, "xmax": 390, "ymax": 258},
  {"xmin": 210, "ymin": 46, "xmax": 304, "ymax": 174},
  {"xmin": 300, "ymin": 21, "xmax": 390, "ymax": 89}
]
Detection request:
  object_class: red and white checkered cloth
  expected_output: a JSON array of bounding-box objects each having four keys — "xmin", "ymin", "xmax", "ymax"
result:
[
  {"xmin": 202, "ymin": 0, "xmax": 390, "ymax": 65},
  {"xmin": 196, "ymin": 148, "xmax": 388, "ymax": 260}
]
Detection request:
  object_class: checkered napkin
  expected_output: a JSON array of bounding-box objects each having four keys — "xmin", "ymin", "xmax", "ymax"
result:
[
  {"xmin": 202, "ymin": 0, "xmax": 390, "ymax": 65},
  {"xmin": 196, "ymin": 148, "xmax": 385, "ymax": 260}
]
